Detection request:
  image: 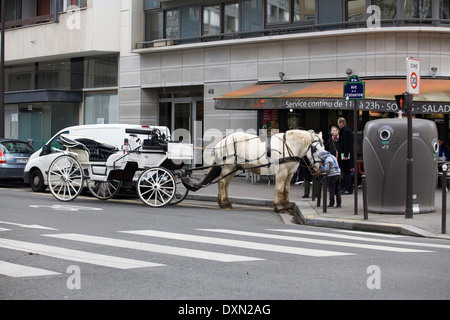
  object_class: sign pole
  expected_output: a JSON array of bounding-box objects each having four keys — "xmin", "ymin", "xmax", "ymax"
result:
[
  {"xmin": 343, "ymin": 75, "xmax": 365, "ymax": 216},
  {"xmin": 405, "ymin": 58, "xmax": 420, "ymax": 219},
  {"xmin": 405, "ymin": 96, "xmax": 413, "ymax": 219},
  {"xmin": 353, "ymin": 101, "xmax": 358, "ymax": 215},
  {"xmin": 0, "ymin": 0, "xmax": 5, "ymax": 138}
]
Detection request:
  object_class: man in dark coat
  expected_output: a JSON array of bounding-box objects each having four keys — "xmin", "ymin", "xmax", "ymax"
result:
[{"xmin": 337, "ymin": 117, "xmax": 354, "ymax": 194}]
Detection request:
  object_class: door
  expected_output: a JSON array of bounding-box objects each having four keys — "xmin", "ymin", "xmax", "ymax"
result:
[
  {"xmin": 173, "ymin": 103, "xmax": 191, "ymax": 142},
  {"xmin": 18, "ymin": 108, "xmax": 43, "ymax": 149}
]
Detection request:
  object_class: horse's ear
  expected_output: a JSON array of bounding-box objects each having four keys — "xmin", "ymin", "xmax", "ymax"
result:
[{"xmin": 318, "ymin": 132, "xmax": 323, "ymax": 139}]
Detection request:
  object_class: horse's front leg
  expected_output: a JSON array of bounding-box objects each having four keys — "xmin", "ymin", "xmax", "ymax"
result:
[
  {"xmin": 282, "ymin": 173, "xmax": 294, "ymax": 212},
  {"xmin": 274, "ymin": 173, "xmax": 288, "ymax": 213},
  {"xmin": 218, "ymin": 167, "xmax": 236, "ymax": 209}
]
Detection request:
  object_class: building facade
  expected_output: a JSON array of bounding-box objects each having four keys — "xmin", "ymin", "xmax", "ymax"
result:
[
  {"xmin": 2, "ymin": 0, "xmax": 450, "ymax": 161},
  {"xmin": 3, "ymin": 0, "xmax": 120, "ymax": 149},
  {"xmin": 121, "ymin": 0, "xmax": 450, "ymax": 162}
]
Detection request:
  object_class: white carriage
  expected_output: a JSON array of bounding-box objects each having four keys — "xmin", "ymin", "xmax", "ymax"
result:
[{"xmin": 47, "ymin": 127, "xmax": 193, "ymax": 207}]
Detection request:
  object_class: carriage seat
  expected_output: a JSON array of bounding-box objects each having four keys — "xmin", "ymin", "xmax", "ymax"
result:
[
  {"xmin": 74, "ymin": 138, "xmax": 118, "ymax": 162},
  {"xmin": 142, "ymin": 136, "xmax": 167, "ymax": 152}
]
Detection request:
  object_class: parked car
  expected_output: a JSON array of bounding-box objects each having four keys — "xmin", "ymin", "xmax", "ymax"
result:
[
  {"xmin": 24, "ymin": 124, "xmax": 170, "ymax": 192},
  {"xmin": 0, "ymin": 139, "xmax": 35, "ymax": 181}
]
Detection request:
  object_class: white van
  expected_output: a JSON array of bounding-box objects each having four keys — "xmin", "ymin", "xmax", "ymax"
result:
[{"xmin": 24, "ymin": 124, "xmax": 170, "ymax": 192}]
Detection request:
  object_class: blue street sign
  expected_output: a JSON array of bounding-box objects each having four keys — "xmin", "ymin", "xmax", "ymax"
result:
[{"xmin": 343, "ymin": 75, "xmax": 365, "ymax": 100}]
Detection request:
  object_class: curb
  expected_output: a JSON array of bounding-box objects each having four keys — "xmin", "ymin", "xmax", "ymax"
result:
[
  {"xmin": 292, "ymin": 201, "xmax": 447, "ymax": 238},
  {"xmin": 187, "ymin": 193, "xmax": 447, "ymax": 238}
]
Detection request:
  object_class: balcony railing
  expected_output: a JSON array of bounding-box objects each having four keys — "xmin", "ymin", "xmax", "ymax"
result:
[
  {"xmin": 136, "ymin": 18, "xmax": 450, "ymax": 50},
  {"xmin": 5, "ymin": 14, "xmax": 56, "ymax": 29}
]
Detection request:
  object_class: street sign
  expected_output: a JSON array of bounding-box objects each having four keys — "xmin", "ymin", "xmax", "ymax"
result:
[
  {"xmin": 406, "ymin": 58, "xmax": 420, "ymax": 95},
  {"xmin": 343, "ymin": 75, "xmax": 365, "ymax": 100}
]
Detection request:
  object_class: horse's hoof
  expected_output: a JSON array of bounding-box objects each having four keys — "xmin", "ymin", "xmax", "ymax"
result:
[
  {"xmin": 274, "ymin": 205, "xmax": 294, "ymax": 213},
  {"xmin": 219, "ymin": 201, "xmax": 233, "ymax": 210}
]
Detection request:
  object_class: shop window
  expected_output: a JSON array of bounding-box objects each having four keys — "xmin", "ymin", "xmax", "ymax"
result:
[
  {"xmin": 5, "ymin": 64, "xmax": 35, "ymax": 92},
  {"xmin": 38, "ymin": 60, "xmax": 71, "ymax": 90},
  {"xmin": 85, "ymin": 93, "xmax": 118, "ymax": 125}
]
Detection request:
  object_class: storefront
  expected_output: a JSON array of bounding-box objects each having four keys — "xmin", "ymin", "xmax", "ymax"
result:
[
  {"xmin": 4, "ymin": 90, "xmax": 83, "ymax": 150},
  {"xmin": 215, "ymin": 78, "xmax": 450, "ymax": 144}
]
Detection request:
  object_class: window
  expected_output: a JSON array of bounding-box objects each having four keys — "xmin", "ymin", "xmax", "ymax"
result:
[
  {"xmin": 144, "ymin": 0, "xmax": 160, "ymax": 10},
  {"xmin": 38, "ymin": 60, "xmax": 71, "ymax": 90},
  {"xmin": 404, "ymin": 0, "xmax": 432, "ymax": 19},
  {"xmin": 84, "ymin": 55, "xmax": 119, "ymax": 89},
  {"xmin": 345, "ymin": 0, "xmax": 366, "ymax": 21},
  {"xmin": 181, "ymin": 5, "xmax": 200, "ymax": 39},
  {"xmin": 203, "ymin": 5, "xmax": 221, "ymax": 35},
  {"xmin": 242, "ymin": 0, "xmax": 263, "ymax": 31},
  {"xmin": 65, "ymin": 0, "xmax": 87, "ymax": 10},
  {"xmin": 267, "ymin": 0, "xmax": 290, "ymax": 23},
  {"xmin": 6, "ymin": 64, "xmax": 35, "ymax": 92},
  {"xmin": 372, "ymin": 0, "xmax": 396, "ymax": 19},
  {"xmin": 266, "ymin": 0, "xmax": 316, "ymax": 24},
  {"xmin": 442, "ymin": 0, "xmax": 450, "ymax": 19},
  {"xmin": 224, "ymin": 3, "xmax": 239, "ymax": 33},
  {"xmin": 166, "ymin": 9, "xmax": 179, "ymax": 39},
  {"xmin": 295, "ymin": 0, "xmax": 316, "ymax": 21},
  {"xmin": 145, "ymin": 11, "xmax": 163, "ymax": 41},
  {"xmin": 85, "ymin": 93, "xmax": 118, "ymax": 125}
]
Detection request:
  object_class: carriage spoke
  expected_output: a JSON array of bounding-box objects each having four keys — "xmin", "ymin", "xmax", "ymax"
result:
[
  {"xmin": 137, "ymin": 168, "xmax": 176, "ymax": 207},
  {"xmin": 48, "ymin": 155, "xmax": 84, "ymax": 202}
]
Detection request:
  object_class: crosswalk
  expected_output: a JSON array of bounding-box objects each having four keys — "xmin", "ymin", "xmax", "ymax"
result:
[{"xmin": 1, "ymin": 227, "xmax": 448, "ymax": 279}]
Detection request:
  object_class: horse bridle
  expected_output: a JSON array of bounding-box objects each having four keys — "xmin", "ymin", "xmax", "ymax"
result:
[{"xmin": 307, "ymin": 133, "xmax": 324, "ymax": 165}]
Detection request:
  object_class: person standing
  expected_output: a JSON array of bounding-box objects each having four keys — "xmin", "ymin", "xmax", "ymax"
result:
[
  {"xmin": 325, "ymin": 126, "xmax": 340, "ymax": 159},
  {"xmin": 337, "ymin": 117, "xmax": 354, "ymax": 194},
  {"xmin": 317, "ymin": 150, "xmax": 341, "ymax": 208}
]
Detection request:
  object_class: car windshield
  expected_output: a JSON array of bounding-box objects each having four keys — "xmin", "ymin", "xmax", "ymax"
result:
[{"xmin": 1, "ymin": 141, "xmax": 35, "ymax": 154}]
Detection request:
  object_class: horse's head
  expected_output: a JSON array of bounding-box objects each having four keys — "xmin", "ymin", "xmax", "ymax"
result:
[{"xmin": 306, "ymin": 131, "xmax": 325, "ymax": 173}]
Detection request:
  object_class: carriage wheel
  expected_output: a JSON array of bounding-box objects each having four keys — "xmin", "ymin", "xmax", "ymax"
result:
[
  {"xmin": 137, "ymin": 167, "xmax": 176, "ymax": 207},
  {"xmin": 87, "ymin": 179, "xmax": 122, "ymax": 200},
  {"xmin": 47, "ymin": 155, "xmax": 84, "ymax": 202},
  {"xmin": 169, "ymin": 169, "xmax": 189, "ymax": 205}
]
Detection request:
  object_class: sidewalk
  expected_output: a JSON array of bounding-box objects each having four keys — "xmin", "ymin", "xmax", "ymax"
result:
[{"xmin": 187, "ymin": 174, "xmax": 450, "ymax": 239}]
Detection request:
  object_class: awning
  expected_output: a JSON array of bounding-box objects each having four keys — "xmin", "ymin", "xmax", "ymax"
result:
[
  {"xmin": 214, "ymin": 79, "xmax": 450, "ymax": 114},
  {"xmin": 5, "ymin": 90, "xmax": 83, "ymax": 104}
]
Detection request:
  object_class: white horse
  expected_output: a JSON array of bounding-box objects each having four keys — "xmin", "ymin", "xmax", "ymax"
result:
[{"xmin": 187, "ymin": 129, "xmax": 324, "ymax": 213}]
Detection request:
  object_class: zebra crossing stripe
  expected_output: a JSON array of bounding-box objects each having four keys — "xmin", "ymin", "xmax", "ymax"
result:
[
  {"xmin": 44, "ymin": 233, "xmax": 264, "ymax": 262},
  {"xmin": 0, "ymin": 261, "xmax": 60, "ymax": 278},
  {"xmin": 0, "ymin": 238, "xmax": 163, "ymax": 270},
  {"xmin": 199, "ymin": 229, "xmax": 433, "ymax": 253},
  {"xmin": 270, "ymin": 229, "xmax": 450, "ymax": 250},
  {"xmin": 120, "ymin": 230, "xmax": 354, "ymax": 257}
]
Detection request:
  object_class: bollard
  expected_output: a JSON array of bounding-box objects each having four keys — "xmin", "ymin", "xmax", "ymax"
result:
[
  {"xmin": 442, "ymin": 164, "xmax": 448, "ymax": 235},
  {"xmin": 362, "ymin": 175, "xmax": 368, "ymax": 220},
  {"xmin": 322, "ymin": 174, "xmax": 327, "ymax": 213}
]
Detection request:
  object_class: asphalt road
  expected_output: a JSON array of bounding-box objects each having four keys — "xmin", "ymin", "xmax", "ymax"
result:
[{"xmin": 0, "ymin": 183, "xmax": 449, "ymax": 303}]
